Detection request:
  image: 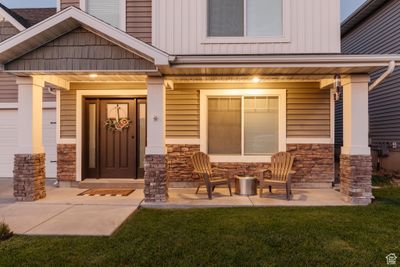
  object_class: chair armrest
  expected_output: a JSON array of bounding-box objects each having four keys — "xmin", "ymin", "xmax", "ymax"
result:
[
  {"xmin": 256, "ymin": 168, "xmax": 270, "ymax": 174},
  {"xmin": 289, "ymin": 171, "xmax": 296, "ymax": 175}
]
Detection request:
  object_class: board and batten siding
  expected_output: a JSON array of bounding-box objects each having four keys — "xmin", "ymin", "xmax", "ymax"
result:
[
  {"xmin": 167, "ymin": 83, "xmax": 331, "ymax": 139},
  {"xmin": 153, "ymin": 0, "xmax": 340, "ymax": 55},
  {"xmin": 341, "ymin": 0, "xmax": 400, "ymax": 146}
]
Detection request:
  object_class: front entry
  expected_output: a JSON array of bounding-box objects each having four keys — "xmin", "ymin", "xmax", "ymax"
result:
[{"xmin": 83, "ymin": 98, "xmax": 146, "ymax": 179}]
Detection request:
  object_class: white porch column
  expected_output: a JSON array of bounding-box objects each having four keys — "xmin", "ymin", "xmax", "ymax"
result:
[
  {"xmin": 144, "ymin": 77, "xmax": 167, "ymax": 202},
  {"xmin": 340, "ymin": 75, "xmax": 373, "ymax": 205},
  {"xmin": 146, "ymin": 77, "xmax": 166, "ymax": 155},
  {"xmin": 13, "ymin": 77, "xmax": 46, "ymax": 201}
]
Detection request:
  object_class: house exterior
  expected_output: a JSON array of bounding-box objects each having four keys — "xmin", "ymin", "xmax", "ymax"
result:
[
  {"xmin": 0, "ymin": 5, "xmax": 57, "ymax": 178},
  {"xmin": 340, "ymin": 0, "xmax": 400, "ymax": 172},
  {"xmin": 0, "ymin": 0, "xmax": 398, "ymax": 204}
]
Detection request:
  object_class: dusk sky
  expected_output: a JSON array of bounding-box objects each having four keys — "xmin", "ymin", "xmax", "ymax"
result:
[{"xmin": 0, "ymin": 0, "xmax": 367, "ymax": 21}]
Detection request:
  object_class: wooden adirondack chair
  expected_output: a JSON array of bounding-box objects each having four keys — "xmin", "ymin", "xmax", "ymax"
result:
[
  {"xmin": 191, "ymin": 152, "xmax": 232, "ymax": 200},
  {"xmin": 257, "ymin": 152, "xmax": 296, "ymax": 200}
]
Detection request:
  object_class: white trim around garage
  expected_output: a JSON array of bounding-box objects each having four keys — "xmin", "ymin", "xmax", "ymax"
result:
[{"xmin": 75, "ymin": 89, "xmax": 147, "ymax": 182}]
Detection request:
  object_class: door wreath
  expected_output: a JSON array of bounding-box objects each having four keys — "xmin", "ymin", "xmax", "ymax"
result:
[{"xmin": 105, "ymin": 104, "xmax": 131, "ymax": 131}]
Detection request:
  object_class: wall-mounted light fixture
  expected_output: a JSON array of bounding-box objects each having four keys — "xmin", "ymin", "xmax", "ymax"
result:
[
  {"xmin": 334, "ymin": 74, "xmax": 343, "ymax": 101},
  {"xmin": 252, "ymin": 77, "xmax": 260, "ymax": 83}
]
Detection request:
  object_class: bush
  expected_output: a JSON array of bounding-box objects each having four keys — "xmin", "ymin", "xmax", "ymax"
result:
[{"xmin": 0, "ymin": 221, "xmax": 13, "ymax": 241}]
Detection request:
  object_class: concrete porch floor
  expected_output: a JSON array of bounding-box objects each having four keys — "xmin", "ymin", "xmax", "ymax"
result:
[
  {"xmin": 142, "ymin": 187, "xmax": 352, "ymax": 208},
  {"xmin": 0, "ymin": 178, "xmax": 351, "ymax": 236},
  {"xmin": 0, "ymin": 178, "xmax": 143, "ymax": 236}
]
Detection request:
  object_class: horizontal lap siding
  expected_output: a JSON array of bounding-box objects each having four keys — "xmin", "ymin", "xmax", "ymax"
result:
[
  {"xmin": 60, "ymin": 89, "xmax": 76, "ymax": 139},
  {"xmin": 287, "ymin": 88, "xmax": 331, "ymax": 137},
  {"xmin": 167, "ymin": 83, "xmax": 331, "ymax": 139},
  {"xmin": 60, "ymin": 0, "xmax": 79, "ymax": 9},
  {"xmin": 0, "ymin": 72, "xmax": 55, "ymax": 103},
  {"xmin": 5, "ymin": 28, "xmax": 156, "ymax": 71},
  {"xmin": 126, "ymin": 0, "xmax": 152, "ymax": 43},
  {"xmin": 166, "ymin": 90, "xmax": 200, "ymax": 138},
  {"xmin": 0, "ymin": 73, "xmax": 18, "ymax": 103},
  {"xmin": 341, "ymin": 0, "xmax": 400, "ymax": 146}
]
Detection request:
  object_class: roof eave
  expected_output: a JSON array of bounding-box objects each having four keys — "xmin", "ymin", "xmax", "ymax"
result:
[{"xmin": 170, "ymin": 54, "xmax": 400, "ymax": 68}]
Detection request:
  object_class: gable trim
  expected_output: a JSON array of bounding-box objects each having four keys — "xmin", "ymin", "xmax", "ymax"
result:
[
  {"xmin": 0, "ymin": 6, "xmax": 26, "ymax": 31},
  {"xmin": 0, "ymin": 6, "xmax": 169, "ymax": 66}
]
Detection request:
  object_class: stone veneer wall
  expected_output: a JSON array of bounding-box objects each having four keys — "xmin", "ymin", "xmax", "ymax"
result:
[
  {"xmin": 144, "ymin": 155, "xmax": 168, "ymax": 202},
  {"xmin": 57, "ymin": 144, "xmax": 76, "ymax": 182},
  {"xmin": 13, "ymin": 153, "xmax": 46, "ymax": 201},
  {"xmin": 340, "ymin": 154, "xmax": 373, "ymax": 205},
  {"xmin": 287, "ymin": 144, "xmax": 334, "ymax": 185},
  {"xmin": 167, "ymin": 145, "xmax": 200, "ymax": 182},
  {"xmin": 166, "ymin": 144, "xmax": 334, "ymax": 186}
]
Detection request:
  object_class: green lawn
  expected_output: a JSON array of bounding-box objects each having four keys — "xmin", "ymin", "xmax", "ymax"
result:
[{"xmin": 1, "ymin": 188, "xmax": 400, "ymax": 267}]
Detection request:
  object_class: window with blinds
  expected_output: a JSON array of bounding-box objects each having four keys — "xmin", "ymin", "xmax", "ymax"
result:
[
  {"xmin": 87, "ymin": 0, "xmax": 121, "ymax": 28},
  {"xmin": 207, "ymin": 96, "xmax": 280, "ymax": 156},
  {"xmin": 207, "ymin": 0, "xmax": 283, "ymax": 37}
]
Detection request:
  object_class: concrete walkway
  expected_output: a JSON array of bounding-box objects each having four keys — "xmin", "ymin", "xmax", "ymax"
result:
[{"xmin": 0, "ymin": 179, "xmax": 143, "ymax": 236}]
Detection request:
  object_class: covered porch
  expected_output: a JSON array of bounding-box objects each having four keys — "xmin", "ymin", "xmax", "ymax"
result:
[{"xmin": 0, "ymin": 7, "xmax": 399, "ymax": 206}]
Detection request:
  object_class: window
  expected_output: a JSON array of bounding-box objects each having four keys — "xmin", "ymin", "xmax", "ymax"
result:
[
  {"xmin": 207, "ymin": 95, "xmax": 280, "ymax": 156},
  {"xmin": 86, "ymin": 0, "xmax": 121, "ymax": 28},
  {"xmin": 207, "ymin": 0, "xmax": 283, "ymax": 37}
]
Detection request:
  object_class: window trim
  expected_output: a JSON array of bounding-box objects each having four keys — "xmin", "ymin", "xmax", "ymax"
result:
[
  {"xmin": 200, "ymin": 89, "xmax": 287, "ymax": 163},
  {"xmin": 203, "ymin": 0, "xmax": 290, "ymax": 44},
  {"xmin": 80, "ymin": 0, "xmax": 126, "ymax": 31}
]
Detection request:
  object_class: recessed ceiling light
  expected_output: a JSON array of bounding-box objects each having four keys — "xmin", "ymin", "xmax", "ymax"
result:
[
  {"xmin": 89, "ymin": 73, "xmax": 98, "ymax": 78},
  {"xmin": 252, "ymin": 77, "xmax": 260, "ymax": 83}
]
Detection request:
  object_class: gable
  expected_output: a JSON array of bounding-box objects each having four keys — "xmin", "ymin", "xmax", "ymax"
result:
[
  {"xmin": 5, "ymin": 27, "xmax": 157, "ymax": 72},
  {"xmin": 0, "ymin": 20, "xmax": 20, "ymax": 42}
]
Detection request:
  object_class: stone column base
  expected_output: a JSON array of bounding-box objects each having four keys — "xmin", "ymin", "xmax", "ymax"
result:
[
  {"xmin": 13, "ymin": 153, "xmax": 46, "ymax": 201},
  {"xmin": 57, "ymin": 144, "xmax": 76, "ymax": 182},
  {"xmin": 144, "ymin": 155, "xmax": 168, "ymax": 202},
  {"xmin": 340, "ymin": 154, "xmax": 373, "ymax": 205}
]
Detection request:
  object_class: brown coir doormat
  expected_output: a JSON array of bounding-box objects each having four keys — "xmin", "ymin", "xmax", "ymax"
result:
[{"xmin": 78, "ymin": 188, "xmax": 135, "ymax": 197}]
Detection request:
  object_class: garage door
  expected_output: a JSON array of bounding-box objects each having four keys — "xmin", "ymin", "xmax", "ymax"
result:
[{"xmin": 0, "ymin": 108, "xmax": 57, "ymax": 178}]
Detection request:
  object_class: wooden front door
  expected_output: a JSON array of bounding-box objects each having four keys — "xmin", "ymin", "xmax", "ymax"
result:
[{"xmin": 84, "ymin": 98, "xmax": 142, "ymax": 179}]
